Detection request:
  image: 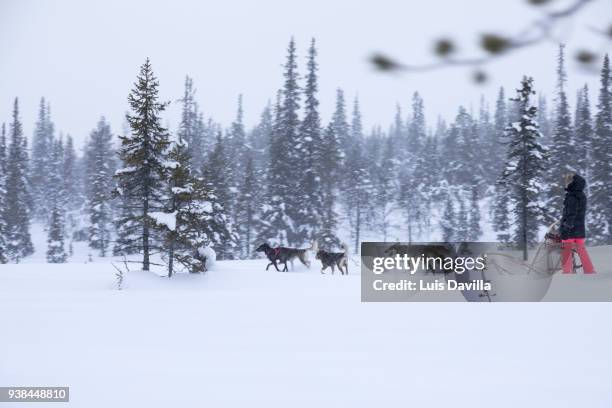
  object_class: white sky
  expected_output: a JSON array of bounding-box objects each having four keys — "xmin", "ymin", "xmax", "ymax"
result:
[{"xmin": 1, "ymin": 0, "xmax": 610, "ymax": 149}]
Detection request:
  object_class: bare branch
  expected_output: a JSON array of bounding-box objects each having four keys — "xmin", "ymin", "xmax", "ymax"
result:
[{"xmin": 370, "ymin": 0, "xmax": 603, "ymax": 76}]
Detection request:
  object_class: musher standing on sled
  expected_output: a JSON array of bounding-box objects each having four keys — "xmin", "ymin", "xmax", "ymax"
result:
[{"xmin": 559, "ymin": 173, "xmax": 595, "ymax": 274}]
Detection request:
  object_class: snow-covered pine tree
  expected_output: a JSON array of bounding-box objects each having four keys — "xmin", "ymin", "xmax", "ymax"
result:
[
  {"xmin": 256, "ymin": 40, "xmax": 303, "ymax": 247},
  {"xmin": 546, "ymin": 44, "xmax": 575, "ymax": 219},
  {"xmin": 538, "ymin": 94, "xmax": 552, "ymax": 145},
  {"xmin": 30, "ymin": 98, "xmax": 54, "ymax": 220},
  {"xmin": 235, "ymin": 151, "xmax": 259, "ymax": 257},
  {"xmin": 257, "ymin": 91, "xmax": 291, "ymax": 245},
  {"xmin": 227, "ymin": 95, "xmax": 246, "ymax": 252},
  {"xmin": 46, "ymin": 207, "xmax": 67, "ymax": 263},
  {"xmin": 477, "ymin": 96, "xmax": 497, "ymax": 184},
  {"xmin": 331, "ymin": 88, "xmax": 350, "ymax": 171},
  {"xmin": 201, "ymin": 132, "xmax": 236, "ymax": 259},
  {"xmin": 455, "ymin": 191, "xmax": 469, "ymax": 241},
  {"xmin": 178, "ymin": 75, "xmax": 206, "ymax": 171},
  {"xmin": 501, "ymin": 76, "xmax": 549, "ymax": 260},
  {"xmin": 399, "ymin": 92, "xmax": 429, "ymax": 241},
  {"xmin": 493, "ymin": 87, "xmax": 508, "ymax": 178},
  {"xmin": 62, "ymin": 134, "xmax": 81, "ymax": 250},
  {"xmin": 589, "ymin": 54, "xmax": 612, "ymax": 244},
  {"xmin": 62, "ymin": 135, "xmax": 79, "ymax": 209},
  {"xmin": 389, "ymin": 103, "xmax": 405, "ymax": 153},
  {"xmin": 408, "ymin": 92, "xmax": 426, "ymax": 153},
  {"xmin": 343, "ymin": 97, "xmax": 372, "ymax": 253},
  {"xmin": 85, "ymin": 117, "xmax": 114, "ymax": 256},
  {"xmin": 191, "ymin": 106, "xmax": 211, "ymax": 172},
  {"xmin": 249, "ymin": 102, "xmax": 273, "ymax": 170},
  {"xmin": 0, "ymin": 123, "xmax": 7, "ymax": 263},
  {"xmin": 492, "ymin": 179, "xmax": 512, "ymax": 243},
  {"xmin": 317, "ymin": 121, "xmax": 341, "ymax": 248},
  {"xmin": 114, "ymin": 59, "xmax": 171, "ymax": 270},
  {"xmin": 453, "ymin": 106, "xmax": 482, "ymax": 186},
  {"xmin": 113, "ymin": 119, "xmax": 137, "ymax": 256},
  {"xmin": 440, "ymin": 194, "xmax": 456, "ymax": 242},
  {"xmin": 373, "ymin": 136, "xmax": 397, "ymax": 242},
  {"xmin": 440, "ymin": 123, "xmax": 459, "ymax": 187},
  {"xmin": 467, "ymin": 185, "xmax": 482, "ymax": 241},
  {"xmin": 297, "ymin": 38, "xmax": 324, "ymax": 243},
  {"xmin": 574, "ymin": 85, "xmax": 592, "ymax": 182},
  {"xmin": 278, "ymin": 38, "xmax": 303, "ymax": 246},
  {"xmin": 46, "ymin": 138, "xmax": 67, "ymax": 263},
  {"xmin": 154, "ymin": 136, "xmax": 215, "ymax": 275},
  {"xmin": 4, "ymin": 99, "xmax": 34, "ymax": 262}
]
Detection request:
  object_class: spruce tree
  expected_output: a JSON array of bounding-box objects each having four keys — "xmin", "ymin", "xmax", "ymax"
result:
[
  {"xmin": 574, "ymin": 85, "xmax": 592, "ymax": 180},
  {"xmin": 373, "ymin": 136, "xmax": 396, "ymax": 242},
  {"xmin": 46, "ymin": 139, "xmax": 67, "ymax": 263},
  {"xmin": 227, "ymin": 95, "xmax": 246, "ymax": 252},
  {"xmin": 440, "ymin": 194, "xmax": 456, "ymax": 242},
  {"xmin": 4, "ymin": 99, "xmax": 33, "ymax": 262},
  {"xmin": 331, "ymin": 88, "xmax": 350, "ymax": 169},
  {"xmin": 492, "ymin": 180, "xmax": 512, "ymax": 243},
  {"xmin": 547, "ymin": 44, "xmax": 575, "ymax": 218},
  {"xmin": 456, "ymin": 191, "xmax": 469, "ymax": 241},
  {"xmin": 154, "ymin": 136, "xmax": 217, "ymax": 275},
  {"xmin": 318, "ymin": 121, "xmax": 341, "ymax": 248},
  {"xmin": 256, "ymin": 40, "xmax": 303, "ymax": 247},
  {"xmin": 114, "ymin": 59, "xmax": 171, "ymax": 270},
  {"xmin": 62, "ymin": 134, "xmax": 81, "ymax": 248},
  {"xmin": 537, "ymin": 94, "xmax": 552, "ymax": 145},
  {"xmin": 589, "ymin": 54, "xmax": 612, "ymax": 244},
  {"xmin": 257, "ymin": 92, "xmax": 291, "ymax": 245},
  {"xmin": 63, "ymin": 135, "xmax": 80, "ymax": 209},
  {"xmin": 501, "ymin": 77, "xmax": 549, "ymax": 260},
  {"xmin": 235, "ymin": 152, "xmax": 259, "ymax": 257},
  {"xmin": 30, "ymin": 98, "xmax": 54, "ymax": 220},
  {"xmin": 408, "ymin": 92, "xmax": 426, "ymax": 152},
  {"xmin": 250, "ymin": 103, "xmax": 273, "ymax": 170},
  {"xmin": 279, "ymin": 38, "xmax": 302, "ymax": 245},
  {"xmin": 343, "ymin": 97, "xmax": 371, "ymax": 253},
  {"xmin": 201, "ymin": 132, "xmax": 235, "ymax": 259},
  {"xmin": 453, "ymin": 106, "xmax": 482, "ymax": 186},
  {"xmin": 467, "ymin": 186, "xmax": 482, "ymax": 241},
  {"xmin": 178, "ymin": 75, "xmax": 206, "ymax": 170},
  {"xmin": 493, "ymin": 87, "xmax": 508, "ymax": 177},
  {"xmin": 0, "ymin": 123, "xmax": 7, "ymax": 263},
  {"xmin": 85, "ymin": 118, "xmax": 114, "ymax": 256},
  {"xmin": 297, "ymin": 38, "xmax": 323, "ymax": 243},
  {"xmin": 477, "ymin": 96, "xmax": 497, "ymax": 184}
]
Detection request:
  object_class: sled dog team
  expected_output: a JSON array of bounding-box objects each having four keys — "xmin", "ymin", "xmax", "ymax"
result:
[
  {"xmin": 256, "ymin": 241, "xmax": 349, "ymax": 275},
  {"xmin": 254, "ymin": 172, "xmax": 597, "ymax": 276}
]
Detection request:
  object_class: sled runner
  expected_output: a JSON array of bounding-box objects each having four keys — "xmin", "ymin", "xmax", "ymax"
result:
[{"xmin": 531, "ymin": 220, "xmax": 583, "ymax": 275}]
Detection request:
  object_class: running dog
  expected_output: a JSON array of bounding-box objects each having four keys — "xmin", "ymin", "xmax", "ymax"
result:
[
  {"xmin": 384, "ymin": 242, "xmax": 454, "ymax": 274},
  {"xmin": 255, "ymin": 242, "xmax": 313, "ymax": 272},
  {"xmin": 315, "ymin": 243, "xmax": 349, "ymax": 275}
]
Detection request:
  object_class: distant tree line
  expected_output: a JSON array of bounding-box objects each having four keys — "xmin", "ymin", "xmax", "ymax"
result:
[{"xmin": 0, "ymin": 40, "xmax": 611, "ymax": 269}]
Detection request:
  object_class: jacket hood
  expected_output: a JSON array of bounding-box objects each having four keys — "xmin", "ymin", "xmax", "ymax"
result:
[{"xmin": 567, "ymin": 174, "xmax": 586, "ymax": 192}]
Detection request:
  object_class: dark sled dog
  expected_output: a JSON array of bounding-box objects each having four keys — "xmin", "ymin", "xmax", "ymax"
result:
[
  {"xmin": 255, "ymin": 242, "xmax": 313, "ymax": 272},
  {"xmin": 384, "ymin": 242, "xmax": 454, "ymax": 274},
  {"xmin": 315, "ymin": 243, "xmax": 349, "ymax": 275}
]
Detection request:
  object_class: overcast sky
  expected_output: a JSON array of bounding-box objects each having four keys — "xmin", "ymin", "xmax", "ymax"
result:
[{"xmin": 1, "ymin": 0, "xmax": 610, "ymax": 149}]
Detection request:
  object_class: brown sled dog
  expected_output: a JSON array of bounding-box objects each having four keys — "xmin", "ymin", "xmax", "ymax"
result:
[
  {"xmin": 255, "ymin": 242, "xmax": 314, "ymax": 272},
  {"xmin": 315, "ymin": 242, "xmax": 349, "ymax": 275}
]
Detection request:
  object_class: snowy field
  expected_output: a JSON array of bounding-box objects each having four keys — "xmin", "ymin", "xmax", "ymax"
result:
[{"xmin": 1, "ymin": 230, "xmax": 612, "ymax": 407}]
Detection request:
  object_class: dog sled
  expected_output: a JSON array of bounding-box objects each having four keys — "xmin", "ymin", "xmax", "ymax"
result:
[{"xmin": 531, "ymin": 220, "xmax": 584, "ymax": 275}]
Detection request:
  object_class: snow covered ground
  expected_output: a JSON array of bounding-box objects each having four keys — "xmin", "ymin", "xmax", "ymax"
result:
[{"xmin": 1, "ymin": 233, "xmax": 612, "ymax": 407}]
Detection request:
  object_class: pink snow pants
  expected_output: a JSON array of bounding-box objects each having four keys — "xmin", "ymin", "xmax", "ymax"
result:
[{"xmin": 561, "ymin": 238, "xmax": 595, "ymax": 274}]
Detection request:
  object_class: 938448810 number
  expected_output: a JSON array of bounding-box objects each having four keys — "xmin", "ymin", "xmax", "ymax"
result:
[{"xmin": 0, "ymin": 387, "xmax": 69, "ymax": 402}]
